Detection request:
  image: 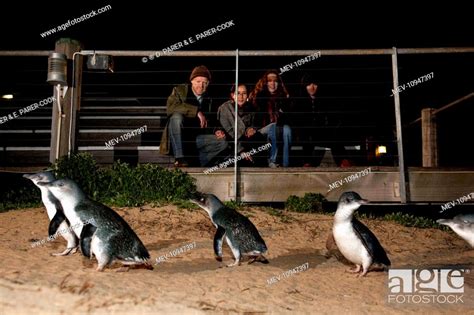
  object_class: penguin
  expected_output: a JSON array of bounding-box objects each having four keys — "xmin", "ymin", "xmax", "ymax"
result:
[
  {"xmin": 332, "ymin": 191, "xmax": 391, "ymax": 277},
  {"xmin": 437, "ymin": 213, "xmax": 474, "ymax": 247},
  {"xmin": 191, "ymin": 193, "xmax": 268, "ymax": 267},
  {"xmin": 38, "ymin": 178, "xmax": 152, "ymax": 271},
  {"xmin": 324, "ymin": 233, "xmax": 352, "ymax": 265},
  {"xmin": 23, "ymin": 171, "xmax": 78, "ymax": 256}
]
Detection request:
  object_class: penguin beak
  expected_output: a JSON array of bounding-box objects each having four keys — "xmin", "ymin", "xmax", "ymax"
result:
[
  {"xmin": 190, "ymin": 198, "xmax": 204, "ymax": 208},
  {"xmin": 23, "ymin": 174, "xmax": 32, "ymax": 179},
  {"xmin": 190, "ymin": 191, "xmax": 205, "ymax": 205},
  {"xmin": 358, "ymin": 198, "xmax": 369, "ymax": 205},
  {"xmin": 37, "ymin": 182, "xmax": 51, "ymax": 187}
]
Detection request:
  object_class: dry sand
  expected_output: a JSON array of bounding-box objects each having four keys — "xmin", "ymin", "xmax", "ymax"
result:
[{"xmin": 0, "ymin": 205, "xmax": 473, "ymax": 314}]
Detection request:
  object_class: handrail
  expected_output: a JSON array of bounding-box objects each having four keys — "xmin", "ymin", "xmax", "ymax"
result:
[
  {"xmin": 410, "ymin": 92, "xmax": 474, "ymax": 125},
  {"xmin": 1, "ymin": 47, "xmax": 474, "ymax": 57}
]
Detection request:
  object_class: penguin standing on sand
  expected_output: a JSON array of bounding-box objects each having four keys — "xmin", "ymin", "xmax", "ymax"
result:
[
  {"xmin": 23, "ymin": 171, "xmax": 78, "ymax": 256},
  {"xmin": 191, "ymin": 193, "xmax": 268, "ymax": 267},
  {"xmin": 39, "ymin": 178, "xmax": 152, "ymax": 271},
  {"xmin": 437, "ymin": 213, "xmax": 474, "ymax": 247},
  {"xmin": 332, "ymin": 191, "xmax": 391, "ymax": 277}
]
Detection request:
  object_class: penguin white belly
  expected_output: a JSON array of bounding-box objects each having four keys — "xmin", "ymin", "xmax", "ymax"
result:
[
  {"xmin": 60, "ymin": 201, "xmax": 83, "ymax": 238},
  {"xmin": 57, "ymin": 220, "xmax": 77, "ymax": 246},
  {"xmin": 42, "ymin": 198, "xmax": 57, "ymax": 220},
  {"xmin": 333, "ymin": 222, "xmax": 369, "ymax": 265},
  {"xmin": 451, "ymin": 225, "xmax": 474, "ymax": 247}
]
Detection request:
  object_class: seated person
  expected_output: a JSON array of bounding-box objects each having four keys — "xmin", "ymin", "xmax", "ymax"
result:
[
  {"xmin": 294, "ymin": 73, "xmax": 347, "ymax": 167},
  {"xmin": 249, "ymin": 70, "xmax": 292, "ymax": 168},
  {"xmin": 160, "ymin": 65, "xmax": 226, "ymax": 167},
  {"xmin": 217, "ymin": 84, "xmax": 268, "ymax": 167}
]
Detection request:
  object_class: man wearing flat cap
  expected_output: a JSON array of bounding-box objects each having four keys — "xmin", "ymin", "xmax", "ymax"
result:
[{"xmin": 160, "ymin": 65, "xmax": 226, "ymax": 167}]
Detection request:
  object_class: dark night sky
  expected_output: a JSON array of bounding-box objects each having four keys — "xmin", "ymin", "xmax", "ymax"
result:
[
  {"xmin": 1, "ymin": 1, "xmax": 473, "ymax": 50},
  {"xmin": 0, "ymin": 1, "xmax": 473, "ymax": 167}
]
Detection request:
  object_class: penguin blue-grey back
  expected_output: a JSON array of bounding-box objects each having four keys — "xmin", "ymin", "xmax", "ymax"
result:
[
  {"xmin": 191, "ymin": 193, "xmax": 268, "ymax": 267},
  {"xmin": 40, "ymin": 178, "xmax": 152, "ymax": 271}
]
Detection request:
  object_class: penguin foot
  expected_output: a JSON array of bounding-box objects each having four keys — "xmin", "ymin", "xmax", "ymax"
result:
[
  {"xmin": 346, "ymin": 265, "xmax": 361, "ymax": 273},
  {"xmin": 248, "ymin": 255, "xmax": 269, "ymax": 265},
  {"xmin": 51, "ymin": 246, "xmax": 79, "ymax": 256},
  {"xmin": 226, "ymin": 261, "xmax": 241, "ymax": 267},
  {"xmin": 131, "ymin": 263, "xmax": 154, "ymax": 271},
  {"xmin": 114, "ymin": 266, "xmax": 130, "ymax": 272},
  {"xmin": 358, "ymin": 271, "xmax": 368, "ymax": 278}
]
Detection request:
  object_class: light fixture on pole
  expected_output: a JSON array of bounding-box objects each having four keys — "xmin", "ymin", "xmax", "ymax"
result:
[{"xmin": 47, "ymin": 52, "xmax": 68, "ymax": 161}]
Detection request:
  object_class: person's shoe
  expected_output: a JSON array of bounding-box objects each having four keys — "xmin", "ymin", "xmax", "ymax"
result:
[
  {"xmin": 174, "ymin": 158, "xmax": 189, "ymax": 167},
  {"xmin": 340, "ymin": 159, "xmax": 352, "ymax": 167},
  {"xmin": 268, "ymin": 162, "xmax": 279, "ymax": 168}
]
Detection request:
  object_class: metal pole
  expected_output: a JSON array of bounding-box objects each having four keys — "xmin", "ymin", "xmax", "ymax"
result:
[
  {"xmin": 2, "ymin": 47, "xmax": 474, "ymax": 58},
  {"xmin": 234, "ymin": 49, "xmax": 239, "ymax": 201},
  {"xmin": 391, "ymin": 47, "xmax": 409, "ymax": 203}
]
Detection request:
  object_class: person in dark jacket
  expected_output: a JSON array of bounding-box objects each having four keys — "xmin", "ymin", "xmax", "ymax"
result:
[
  {"xmin": 160, "ymin": 65, "xmax": 225, "ymax": 167},
  {"xmin": 294, "ymin": 73, "xmax": 347, "ymax": 166}
]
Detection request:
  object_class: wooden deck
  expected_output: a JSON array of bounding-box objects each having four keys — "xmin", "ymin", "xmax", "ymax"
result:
[{"xmin": 185, "ymin": 166, "xmax": 474, "ymax": 202}]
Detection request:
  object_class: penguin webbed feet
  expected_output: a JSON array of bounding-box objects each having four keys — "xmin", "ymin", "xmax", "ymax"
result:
[
  {"xmin": 248, "ymin": 255, "xmax": 269, "ymax": 265},
  {"xmin": 51, "ymin": 246, "xmax": 79, "ymax": 257},
  {"xmin": 346, "ymin": 265, "xmax": 362, "ymax": 274},
  {"xmin": 226, "ymin": 259, "xmax": 241, "ymax": 267}
]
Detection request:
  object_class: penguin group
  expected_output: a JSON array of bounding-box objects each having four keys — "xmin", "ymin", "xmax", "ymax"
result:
[
  {"xmin": 24, "ymin": 170, "xmax": 268, "ymax": 271},
  {"xmin": 25, "ymin": 171, "xmax": 152, "ymax": 271},
  {"xmin": 24, "ymin": 170, "xmax": 472, "ymax": 276}
]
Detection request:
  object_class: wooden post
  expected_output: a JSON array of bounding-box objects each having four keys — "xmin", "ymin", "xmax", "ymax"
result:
[
  {"xmin": 421, "ymin": 108, "xmax": 438, "ymax": 167},
  {"xmin": 49, "ymin": 38, "xmax": 82, "ymax": 163}
]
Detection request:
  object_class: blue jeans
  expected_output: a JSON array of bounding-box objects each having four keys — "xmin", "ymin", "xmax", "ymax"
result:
[
  {"xmin": 259, "ymin": 123, "xmax": 292, "ymax": 167},
  {"xmin": 196, "ymin": 134, "xmax": 229, "ymax": 166},
  {"xmin": 168, "ymin": 112, "xmax": 186, "ymax": 159}
]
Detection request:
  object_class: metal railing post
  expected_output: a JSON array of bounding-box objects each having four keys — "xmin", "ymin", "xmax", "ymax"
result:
[{"xmin": 391, "ymin": 47, "xmax": 410, "ymax": 203}]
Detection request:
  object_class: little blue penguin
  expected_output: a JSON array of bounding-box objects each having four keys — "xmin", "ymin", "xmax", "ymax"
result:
[
  {"xmin": 437, "ymin": 213, "xmax": 474, "ymax": 247},
  {"xmin": 191, "ymin": 193, "xmax": 268, "ymax": 267},
  {"xmin": 332, "ymin": 191, "xmax": 391, "ymax": 277},
  {"xmin": 23, "ymin": 171, "xmax": 78, "ymax": 256},
  {"xmin": 39, "ymin": 178, "xmax": 152, "ymax": 271}
]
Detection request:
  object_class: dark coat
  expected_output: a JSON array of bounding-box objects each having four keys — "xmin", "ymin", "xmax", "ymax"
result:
[{"xmin": 160, "ymin": 84, "xmax": 213, "ymax": 155}]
